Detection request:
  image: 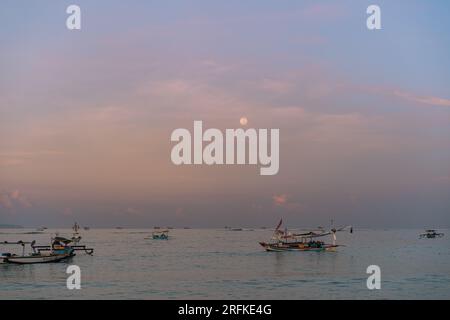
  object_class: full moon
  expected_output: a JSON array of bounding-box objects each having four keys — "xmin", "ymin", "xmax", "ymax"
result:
[{"xmin": 240, "ymin": 117, "xmax": 248, "ymax": 126}]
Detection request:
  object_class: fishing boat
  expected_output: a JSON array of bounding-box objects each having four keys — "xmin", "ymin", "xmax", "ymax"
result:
[
  {"xmin": 259, "ymin": 219, "xmax": 352, "ymax": 252},
  {"xmin": 0, "ymin": 240, "xmax": 74, "ymax": 265},
  {"xmin": 150, "ymin": 229, "xmax": 169, "ymax": 240},
  {"xmin": 33, "ymin": 236, "xmax": 94, "ymax": 255},
  {"xmin": 420, "ymin": 229, "xmax": 444, "ymax": 239},
  {"xmin": 5, "ymin": 252, "xmax": 73, "ymax": 264},
  {"xmin": 1, "ymin": 237, "xmax": 94, "ymax": 265}
]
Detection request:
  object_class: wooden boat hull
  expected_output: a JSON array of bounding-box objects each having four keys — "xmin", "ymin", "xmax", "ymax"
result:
[
  {"xmin": 259, "ymin": 242, "xmax": 338, "ymax": 252},
  {"xmin": 5, "ymin": 253, "xmax": 73, "ymax": 264}
]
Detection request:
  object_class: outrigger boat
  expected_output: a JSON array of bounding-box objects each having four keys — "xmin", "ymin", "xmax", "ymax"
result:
[
  {"xmin": 1, "ymin": 237, "xmax": 94, "ymax": 265},
  {"xmin": 420, "ymin": 229, "xmax": 444, "ymax": 239},
  {"xmin": 33, "ymin": 236, "xmax": 94, "ymax": 255},
  {"xmin": 0, "ymin": 240, "xmax": 73, "ymax": 264},
  {"xmin": 259, "ymin": 219, "xmax": 352, "ymax": 252}
]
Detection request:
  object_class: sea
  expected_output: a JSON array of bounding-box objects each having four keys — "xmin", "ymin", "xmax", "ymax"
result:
[{"xmin": 1, "ymin": 228, "xmax": 449, "ymax": 299}]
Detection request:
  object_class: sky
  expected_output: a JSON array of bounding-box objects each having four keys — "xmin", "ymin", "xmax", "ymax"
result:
[{"xmin": 1, "ymin": 0, "xmax": 449, "ymax": 228}]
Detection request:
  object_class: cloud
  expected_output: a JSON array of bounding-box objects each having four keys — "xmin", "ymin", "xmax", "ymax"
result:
[
  {"xmin": 0, "ymin": 190, "xmax": 32, "ymax": 210},
  {"xmin": 433, "ymin": 176, "xmax": 450, "ymax": 183},
  {"xmin": 394, "ymin": 90, "xmax": 450, "ymax": 107},
  {"xmin": 301, "ymin": 3, "xmax": 346, "ymax": 20},
  {"xmin": 125, "ymin": 207, "xmax": 142, "ymax": 216},
  {"xmin": 272, "ymin": 194, "xmax": 303, "ymax": 212},
  {"xmin": 0, "ymin": 151, "xmax": 64, "ymax": 167},
  {"xmin": 0, "ymin": 194, "xmax": 13, "ymax": 209},
  {"xmin": 175, "ymin": 207, "xmax": 185, "ymax": 217},
  {"xmin": 62, "ymin": 208, "xmax": 73, "ymax": 216},
  {"xmin": 260, "ymin": 78, "xmax": 294, "ymax": 94},
  {"xmin": 273, "ymin": 194, "xmax": 288, "ymax": 206},
  {"xmin": 200, "ymin": 60, "xmax": 234, "ymax": 74}
]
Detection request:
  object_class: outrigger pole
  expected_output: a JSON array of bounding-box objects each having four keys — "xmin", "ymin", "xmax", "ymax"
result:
[
  {"xmin": 1, "ymin": 240, "xmax": 94, "ymax": 256},
  {"xmin": 32, "ymin": 244, "xmax": 94, "ymax": 255},
  {"xmin": 0, "ymin": 240, "xmax": 36, "ymax": 255}
]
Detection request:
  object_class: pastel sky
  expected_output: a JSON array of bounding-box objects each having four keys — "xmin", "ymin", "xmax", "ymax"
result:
[{"xmin": 1, "ymin": 0, "xmax": 449, "ymax": 228}]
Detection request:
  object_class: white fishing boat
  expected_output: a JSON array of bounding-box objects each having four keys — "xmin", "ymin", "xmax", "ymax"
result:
[
  {"xmin": 259, "ymin": 219, "xmax": 353, "ymax": 252},
  {"xmin": 0, "ymin": 240, "xmax": 74, "ymax": 265},
  {"xmin": 5, "ymin": 252, "xmax": 73, "ymax": 264},
  {"xmin": 1, "ymin": 237, "xmax": 94, "ymax": 265}
]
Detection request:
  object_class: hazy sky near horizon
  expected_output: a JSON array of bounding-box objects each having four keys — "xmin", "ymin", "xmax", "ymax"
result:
[{"xmin": 1, "ymin": 0, "xmax": 450, "ymax": 228}]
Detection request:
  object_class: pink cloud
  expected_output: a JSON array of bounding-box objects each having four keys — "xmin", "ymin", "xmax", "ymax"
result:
[
  {"xmin": 272, "ymin": 194, "xmax": 303, "ymax": 212},
  {"xmin": 175, "ymin": 207, "xmax": 184, "ymax": 217},
  {"xmin": 260, "ymin": 78, "xmax": 294, "ymax": 94},
  {"xmin": 0, "ymin": 194, "xmax": 13, "ymax": 209},
  {"xmin": 125, "ymin": 207, "xmax": 142, "ymax": 216},
  {"xmin": 0, "ymin": 190, "xmax": 32, "ymax": 210},
  {"xmin": 273, "ymin": 194, "xmax": 288, "ymax": 206},
  {"xmin": 302, "ymin": 4, "xmax": 345, "ymax": 20},
  {"xmin": 63, "ymin": 208, "xmax": 73, "ymax": 216}
]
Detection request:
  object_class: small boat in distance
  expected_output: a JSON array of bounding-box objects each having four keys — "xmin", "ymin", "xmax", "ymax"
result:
[
  {"xmin": 83, "ymin": 226, "xmax": 90, "ymax": 231},
  {"xmin": 224, "ymin": 226, "xmax": 243, "ymax": 231},
  {"xmin": 150, "ymin": 229, "xmax": 169, "ymax": 240},
  {"xmin": 420, "ymin": 229, "xmax": 444, "ymax": 239},
  {"xmin": 259, "ymin": 219, "xmax": 353, "ymax": 252},
  {"xmin": 71, "ymin": 222, "xmax": 82, "ymax": 243}
]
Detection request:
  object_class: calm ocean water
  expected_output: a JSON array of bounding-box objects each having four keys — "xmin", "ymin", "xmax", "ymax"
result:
[{"xmin": 1, "ymin": 228, "xmax": 449, "ymax": 299}]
